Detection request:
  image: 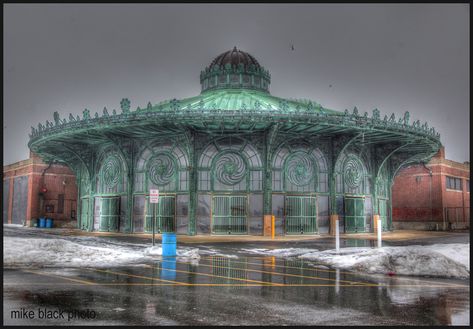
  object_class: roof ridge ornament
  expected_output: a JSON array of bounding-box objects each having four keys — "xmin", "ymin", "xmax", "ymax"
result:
[{"xmin": 120, "ymin": 98, "xmax": 131, "ymax": 114}]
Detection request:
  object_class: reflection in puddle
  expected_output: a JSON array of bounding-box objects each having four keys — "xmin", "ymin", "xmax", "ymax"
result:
[
  {"xmin": 4, "ymin": 254, "xmax": 470, "ymax": 326},
  {"xmin": 160, "ymin": 257, "xmax": 176, "ymax": 281}
]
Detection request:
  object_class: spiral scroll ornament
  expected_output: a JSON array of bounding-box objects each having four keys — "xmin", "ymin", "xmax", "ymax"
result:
[
  {"xmin": 148, "ymin": 154, "xmax": 175, "ymax": 186},
  {"xmin": 214, "ymin": 152, "xmax": 246, "ymax": 185},
  {"xmin": 101, "ymin": 154, "xmax": 121, "ymax": 188},
  {"xmin": 286, "ymin": 153, "xmax": 315, "ymax": 186},
  {"xmin": 343, "ymin": 156, "xmax": 364, "ymax": 189}
]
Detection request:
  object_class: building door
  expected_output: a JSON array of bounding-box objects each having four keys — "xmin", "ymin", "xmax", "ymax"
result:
[
  {"xmin": 145, "ymin": 195, "xmax": 176, "ymax": 233},
  {"xmin": 212, "ymin": 195, "xmax": 247, "ymax": 234},
  {"xmin": 284, "ymin": 196, "xmax": 317, "ymax": 234},
  {"xmin": 99, "ymin": 197, "xmax": 120, "ymax": 232},
  {"xmin": 80, "ymin": 198, "xmax": 89, "ymax": 230},
  {"xmin": 3, "ymin": 179, "xmax": 10, "ymax": 223},
  {"xmin": 12, "ymin": 176, "xmax": 28, "ymax": 225},
  {"xmin": 344, "ymin": 197, "xmax": 365, "ymax": 233},
  {"xmin": 378, "ymin": 199, "xmax": 388, "ymax": 230}
]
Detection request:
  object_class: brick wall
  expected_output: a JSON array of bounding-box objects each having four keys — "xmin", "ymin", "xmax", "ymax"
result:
[
  {"xmin": 3, "ymin": 156, "xmax": 78, "ymax": 226},
  {"xmin": 392, "ymin": 146, "xmax": 470, "ymax": 229}
]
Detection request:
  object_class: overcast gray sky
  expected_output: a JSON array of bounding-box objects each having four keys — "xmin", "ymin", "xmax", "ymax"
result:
[{"xmin": 3, "ymin": 4, "xmax": 469, "ymax": 165}]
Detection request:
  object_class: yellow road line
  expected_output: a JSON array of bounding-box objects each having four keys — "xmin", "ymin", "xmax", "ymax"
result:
[
  {"xmin": 200, "ymin": 256, "xmax": 468, "ymax": 288},
  {"xmin": 82, "ymin": 268, "xmax": 190, "ymax": 286},
  {"xmin": 142, "ymin": 264, "xmax": 283, "ymax": 286},
  {"xmin": 166, "ymin": 259, "xmax": 371, "ymax": 286},
  {"xmin": 21, "ymin": 269, "xmax": 97, "ymax": 285}
]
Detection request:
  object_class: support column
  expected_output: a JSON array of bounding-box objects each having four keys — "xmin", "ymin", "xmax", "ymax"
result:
[
  {"xmin": 76, "ymin": 171, "xmax": 82, "ymax": 229},
  {"xmin": 329, "ymin": 172, "xmax": 338, "ymax": 235},
  {"xmin": 87, "ymin": 169, "xmax": 96, "ymax": 232},
  {"xmin": 188, "ymin": 131, "xmax": 197, "ymax": 236},
  {"xmin": 263, "ymin": 125, "xmax": 278, "ymax": 216},
  {"xmin": 372, "ymin": 176, "xmax": 378, "ymax": 233},
  {"xmin": 126, "ymin": 143, "xmax": 134, "ymax": 233},
  {"xmin": 126, "ymin": 170, "xmax": 133, "ymax": 233}
]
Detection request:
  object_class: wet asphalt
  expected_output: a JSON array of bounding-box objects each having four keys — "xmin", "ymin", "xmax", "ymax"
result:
[{"xmin": 3, "ymin": 227, "xmax": 470, "ymax": 326}]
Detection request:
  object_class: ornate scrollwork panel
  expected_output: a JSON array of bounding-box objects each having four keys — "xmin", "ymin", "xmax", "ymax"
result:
[
  {"xmin": 147, "ymin": 153, "xmax": 176, "ymax": 186},
  {"xmin": 285, "ymin": 152, "xmax": 315, "ymax": 186},
  {"xmin": 343, "ymin": 156, "xmax": 364, "ymax": 189},
  {"xmin": 214, "ymin": 152, "xmax": 246, "ymax": 186},
  {"xmin": 101, "ymin": 154, "xmax": 121, "ymax": 188}
]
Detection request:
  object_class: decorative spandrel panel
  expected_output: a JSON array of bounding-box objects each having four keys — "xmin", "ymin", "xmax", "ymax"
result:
[
  {"xmin": 376, "ymin": 164, "xmax": 389, "ymax": 199},
  {"xmin": 335, "ymin": 152, "xmax": 370, "ymax": 195},
  {"xmin": 79, "ymin": 165, "xmax": 91, "ymax": 196},
  {"xmin": 198, "ymin": 137, "xmax": 262, "ymax": 192},
  {"xmin": 97, "ymin": 151, "xmax": 127, "ymax": 194},
  {"xmin": 272, "ymin": 141, "xmax": 328, "ymax": 193},
  {"xmin": 135, "ymin": 140, "xmax": 189, "ymax": 193}
]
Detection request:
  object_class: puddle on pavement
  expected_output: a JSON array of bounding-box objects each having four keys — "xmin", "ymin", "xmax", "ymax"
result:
[{"xmin": 3, "ymin": 256, "xmax": 470, "ymax": 325}]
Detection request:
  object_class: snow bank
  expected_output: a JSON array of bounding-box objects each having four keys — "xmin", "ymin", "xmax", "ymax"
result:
[
  {"xmin": 239, "ymin": 247, "xmax": 319, "ymax": 257},
  {"xmin": 297, "ymin": 244, "xmax": 469, "ymax": 279},
  {"xmin": 3, "ymin": 237, "xmax": 199, "ymax": 268}
]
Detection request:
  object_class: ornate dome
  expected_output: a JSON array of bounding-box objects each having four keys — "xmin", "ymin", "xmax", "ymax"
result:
[
  {"xmin": 209, "ymin": 47, "xmax": 261, "ymax": 69},
  {"xmin": 200, "ymin": 47, "xmax": 271, "ymax": 94}
]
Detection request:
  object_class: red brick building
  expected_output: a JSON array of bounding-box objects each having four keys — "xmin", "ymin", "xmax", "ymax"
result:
[
  {"xmin": 3, "ymin": 152, "xmax": 78, "ymax": 227},
  {"xmin": 392, "ymin": 147, "xmax": 470, "ymax": 230}
]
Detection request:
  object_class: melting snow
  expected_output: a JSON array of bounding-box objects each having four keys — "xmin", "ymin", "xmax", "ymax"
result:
[
  {"xmin": 239, "ymin": 248, "xmax": 319, "ymax": 257},
  {"xmin": 297, "ymin": 244, "xmax": 470, "ymax": 279},
  {"xmin": 238, "ymin": 244, "xmax": 469, "ymax": 279},
  {"xmin": 3, "ymin": 237, "xmax": 200, "ymax": 268}
]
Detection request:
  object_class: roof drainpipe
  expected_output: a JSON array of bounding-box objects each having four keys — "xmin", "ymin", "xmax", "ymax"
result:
[{"xmin": 421, "ymin": 162, "xmax": 434, "ymax": 230}]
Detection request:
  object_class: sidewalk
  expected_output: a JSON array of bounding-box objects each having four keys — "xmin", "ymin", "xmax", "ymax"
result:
[{"xmin": 20, "ymin": 226, "xmax": 465, "ymax": 244}]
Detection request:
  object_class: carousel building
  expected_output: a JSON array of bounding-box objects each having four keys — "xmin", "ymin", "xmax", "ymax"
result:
[{"xmin": 28, "ymin": 47, "xmax": 442, "ymax": 235}]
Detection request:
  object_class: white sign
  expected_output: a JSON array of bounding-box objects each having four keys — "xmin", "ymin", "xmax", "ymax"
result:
[{"xmin": 150, "ymin": 189, "xmax": 159, "ymax": 203}]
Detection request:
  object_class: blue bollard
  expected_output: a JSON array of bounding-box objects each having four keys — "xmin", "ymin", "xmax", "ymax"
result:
[
  {"xmin": 39, "ymin": 217, "xmax": 46, "ymax": 228},
  {"xmin": 46, "ymin": 218, "xmax": 53, "ymax": 228},
  {"xmin": 162, "ymin": 233, "xmax": 176, "ymax": 257}
]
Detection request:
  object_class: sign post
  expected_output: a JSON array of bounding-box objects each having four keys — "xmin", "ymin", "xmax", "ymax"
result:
[{"xmin": 150, "ymin": 189, "xmax": 159, "ymax": 246}]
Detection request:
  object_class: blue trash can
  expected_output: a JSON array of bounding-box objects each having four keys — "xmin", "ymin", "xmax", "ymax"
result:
[
  {"xmin": 160, "ymin": 258, "xmax": 176, "ymax": 280},
  {"xmin": 46, "ymin": 218, "xmax": 53, "ymax": 228},
  {"xmin": 162, "ymin": 233, "xmax": 176, "ymax": 257},
  {"xmin": 39, "ymin": 217, "xmax": 46, "ymax": 228}
]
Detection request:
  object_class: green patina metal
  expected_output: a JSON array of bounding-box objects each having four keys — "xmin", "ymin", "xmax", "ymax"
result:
[
  {"xmin": 344, "ymin": 197, "xmax": 365, "ymax": 233},
  {"xmin": 285, "ymin": 195, "xmax": 317, "ymax": 234},
  {"xmin": 28, "ymin": 47, "xmax": 442, "ymax": 235},
  {"xmin": 144, "ymin": 195, "xmax": 176, "ymax": 233},
  {"xmin": 212, "ymin": 195, "xmax": 248, "ymax": 234}
]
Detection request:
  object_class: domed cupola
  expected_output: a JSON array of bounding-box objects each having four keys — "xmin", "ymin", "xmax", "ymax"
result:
[{"xmin": 200, "ymin": 47, "xmax": 271, "ymax": 93}]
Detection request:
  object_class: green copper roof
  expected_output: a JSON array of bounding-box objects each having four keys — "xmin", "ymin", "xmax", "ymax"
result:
[
  {"xmin": 28, "ymin": 48, "xmax": 441, "ymax": 163},
  {"xmin": 152, "ymin": 89, "xmax": 336, "ymax": 115}
]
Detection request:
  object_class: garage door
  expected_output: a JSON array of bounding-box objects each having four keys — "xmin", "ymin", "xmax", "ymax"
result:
[
  {"xmin": 145, "ymin": 195, "xmax": 176, "ymax": 233},
  {"xmin": 344, "ymin": 197, "xmax": 364, "ymax": 233},
  {"xmin": 285, "ymin": 196, "xmax": 317, "ymax": 234},
  {"xmin": 212, "ymin": 195, "xmax": 247, "ymax": 234}
]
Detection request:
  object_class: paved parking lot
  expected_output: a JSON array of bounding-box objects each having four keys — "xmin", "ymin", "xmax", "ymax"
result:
[{"xmin": 4, "ymin": 254, "xmax": 470, "ymax": 325}]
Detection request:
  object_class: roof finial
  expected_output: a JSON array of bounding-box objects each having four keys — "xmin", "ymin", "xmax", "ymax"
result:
[{"xmin": 233, "ymin": 46, "xmax": 237, "ymax": 51}]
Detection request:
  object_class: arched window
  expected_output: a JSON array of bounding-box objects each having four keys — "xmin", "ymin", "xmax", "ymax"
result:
[
  {"xmin": 198, "ymin": 137, "xmax": 263, "ymax": 192},
  {"xmin": 135, "ymin": 140, "xmax": 189, "ymax": 192},
  {"xmin": 335, "ymin": 152, "xmax": 370, "ymax": 195},
  {"xmin": 272, "ymin": 141, "xmax": 328, "ymax": 193},
  {"xmin": 96, "ymin": 150, "xmax": 127, "ymax": 194}
]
